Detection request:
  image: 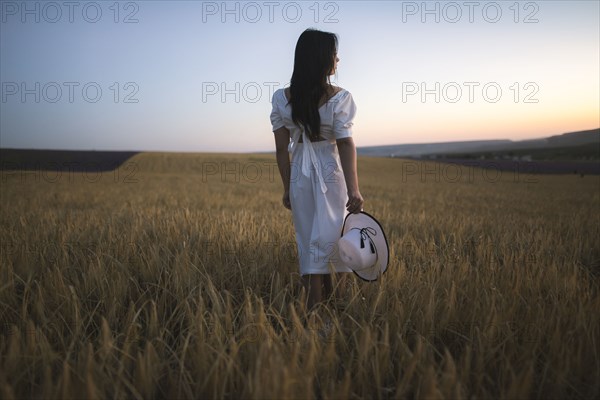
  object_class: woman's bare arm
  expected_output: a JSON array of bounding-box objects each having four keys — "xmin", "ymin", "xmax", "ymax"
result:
[
  {"xmin": 336, "ymin": 137, "xmax": 364, "ymax": 214},
  {"xmin": 273, "ymin": 127, "xmax": 292, "ymax": 209}
]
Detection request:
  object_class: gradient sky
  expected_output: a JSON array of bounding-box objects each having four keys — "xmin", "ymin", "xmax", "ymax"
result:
[{"xmin": 1, "ymin": 0, "xmax": 599, "ymax": 152}]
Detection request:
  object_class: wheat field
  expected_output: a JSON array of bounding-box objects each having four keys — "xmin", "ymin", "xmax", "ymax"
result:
[{"xmin": 1, "ymin": 152, "xmax": 599, "ymax": 399}]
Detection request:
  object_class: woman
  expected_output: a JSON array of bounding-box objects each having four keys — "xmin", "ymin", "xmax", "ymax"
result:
[{"xmin": 270, "ymin": 28, "xmax": 364, "ymax": 310}]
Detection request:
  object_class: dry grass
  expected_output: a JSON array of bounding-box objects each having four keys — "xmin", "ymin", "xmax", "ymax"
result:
[{"xmin": 1, "ymin": 152, "xmax": 599, "ymax": 399}]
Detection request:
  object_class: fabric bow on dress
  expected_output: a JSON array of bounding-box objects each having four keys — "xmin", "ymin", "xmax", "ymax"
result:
[{"xmin": 288, "ymin": 128, "xmax": 330, "ymax": 194}]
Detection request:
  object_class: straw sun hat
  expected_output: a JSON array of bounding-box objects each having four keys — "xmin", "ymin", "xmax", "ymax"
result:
[{"xmin": 338, "ymin": 211, "xmax": 389, "ymax": 281}]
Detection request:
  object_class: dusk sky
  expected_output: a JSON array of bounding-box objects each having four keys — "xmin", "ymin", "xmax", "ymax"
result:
[{"xmin": 1, "ymin": 0, "xmax": 598, "ymax": 152}]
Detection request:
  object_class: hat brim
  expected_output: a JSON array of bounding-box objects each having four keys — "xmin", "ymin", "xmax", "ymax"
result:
[{"xmin": 340, "ymin": 211, "xmax": 389, "ymax": 282}]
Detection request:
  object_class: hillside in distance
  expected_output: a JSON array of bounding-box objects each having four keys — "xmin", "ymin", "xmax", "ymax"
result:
[
  {"xmin": 357, "ymin": 139, "xmax": 512, "ymax": 157},
  {"xmin": 357, "ymin": 128, "xmax": 599, "ymax": 158}
]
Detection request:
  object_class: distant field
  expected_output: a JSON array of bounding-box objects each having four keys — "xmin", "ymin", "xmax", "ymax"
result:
[
  {"xmin": 416, "ymin": 158, "xmax": 600, "ymax": 176},
  {"xmin": 1, "ymin": 152, "xmax": 599, "ymax": 399},
  {"xmin": 0, "ymin": 148, "xmax": 139, "ymax": 172},
  {"xmin": 357, "ymin": 128, "xmax": 600, "ymax": 160},
  {"xmin": 428, "ymin": 142, "xmax": 600, "ymax": 163}
]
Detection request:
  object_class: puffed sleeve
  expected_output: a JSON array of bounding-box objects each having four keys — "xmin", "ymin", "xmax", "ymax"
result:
[
  {"xmin": 270, "ymin": 90, "xmax": 285, "ymax": 132},
  {"xmin": 333, "ymin": 90, "xmax": 357, "ymax": 139}
]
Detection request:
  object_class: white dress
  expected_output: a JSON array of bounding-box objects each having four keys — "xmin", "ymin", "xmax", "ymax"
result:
[{"xmin": 270, "ymin": 87, "xmax": 357, "ymax": 275}]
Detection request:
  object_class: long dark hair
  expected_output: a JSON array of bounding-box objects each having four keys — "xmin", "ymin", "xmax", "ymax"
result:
[{"xmin": 289, "ymin": 29, "xmax": 338, "ymax": 141}]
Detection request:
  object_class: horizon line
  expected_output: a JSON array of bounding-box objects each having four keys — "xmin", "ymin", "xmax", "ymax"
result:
[{"xmin": 1, "ymin": 127, "xmax": 598, "ymax": 154}]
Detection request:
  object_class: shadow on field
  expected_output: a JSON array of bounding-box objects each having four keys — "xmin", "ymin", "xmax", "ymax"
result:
[{"xmin": 0, "ymin": 148, "xmax": 139, "ymax": 172}]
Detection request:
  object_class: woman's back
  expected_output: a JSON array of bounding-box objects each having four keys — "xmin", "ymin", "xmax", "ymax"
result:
[{"xmin": 270, "ymin": 86, "xmax": 356, "ymax": 144}]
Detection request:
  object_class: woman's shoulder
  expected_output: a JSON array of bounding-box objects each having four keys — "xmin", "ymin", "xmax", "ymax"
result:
[
  {"xmin": 328, "ymin": 86, "xmax": 353, "ymax": 106},
  {"xmin": 321, "ymin": 85, "xmax": 347, "ymax": 104},
  {"xmin": 330, "ymin": 85, "xmax": 352, "ymax": 99},
  {"xmin": 329, "ymin": 85, "xmax": 346, "ymax": 94},
  {"xmin": 272, "ymin": 88, "xmax": 287, "ymax": 102}
]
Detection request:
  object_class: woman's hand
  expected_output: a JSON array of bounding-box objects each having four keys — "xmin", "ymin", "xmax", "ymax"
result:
[
  {"xmin": 282, "ymin": 191, "xmax": 292, "ymax": 210},
  {"xmin": 274, "ymin": 127, "xmax": 292, "ymax": 209},
  {"xmin": 346, "ymin": 190, "xmax": 363, "ymax": 214}
]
